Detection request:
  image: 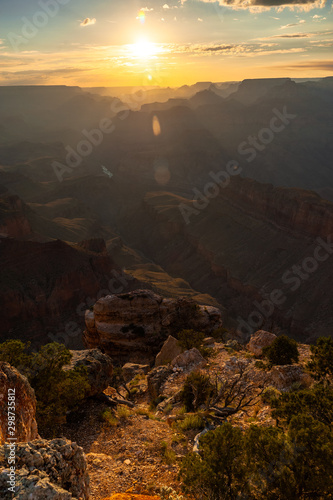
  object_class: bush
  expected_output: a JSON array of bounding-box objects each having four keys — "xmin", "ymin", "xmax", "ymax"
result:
[
  {"xmin": 179, "ymin": 418, "xmax": 333, "ymax": 499},
  {"xmin": 177, "ymin": 329, "xmax": 205, "ymax": 351},
  {"xmin": 307, "ymin": 336, "xmax": 333, "ymax": 383},
  {"xmin": 271, "ymin": 384, "xmax": 333, "ymax": 428},
  {"xmin": 0, "ymin": 340, "xmax": 90, "ymax": 436},
  {"xmin": 179, "ymin": 423, "xmax": 247, "ymax": 500},
  {"xmin": 180, "ymin": 371, "xmax": 216, "ymax": 412},
  {"xmin": 160, "ymin": 440, "xmax": 176, "ymax": 465},
  {"xmin": 261, "ymin": 386, "xmax": 281, "ymax": 405},
  {"xmin": 177, "ymin": 414, "xmax": 205, "ymax": 432},
  {"xmin": 101, "ymin": 409, "xmax": 119, "ymax": 427},
  {"xmin": 262, "ymin": 335, "xmax": 299, "ymax": 365}
]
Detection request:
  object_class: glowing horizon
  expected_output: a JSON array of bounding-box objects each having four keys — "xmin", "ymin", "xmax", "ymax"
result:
[{"xmin": 0, "ymin": 0, "xmax": 332, "ymax": 87}]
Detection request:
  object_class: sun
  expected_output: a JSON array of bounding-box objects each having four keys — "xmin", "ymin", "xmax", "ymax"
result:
[{"xmin": 129, "ymin": 38, "xmax": 160, "ymax": 60}]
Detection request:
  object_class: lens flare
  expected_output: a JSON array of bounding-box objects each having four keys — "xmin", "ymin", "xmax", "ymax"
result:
[{"xmin": 137, "ymin": 10, "xmax": 146, "ymax": 24}]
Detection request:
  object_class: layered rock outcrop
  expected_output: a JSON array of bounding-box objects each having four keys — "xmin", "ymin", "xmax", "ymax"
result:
[
  {"xmin": 0, "ymin": 362, "xmax": 38, "ymax": 445},
  {"xmin": 84, "ymin": 290, "xmax": 222, "ymax": 363},
  {"xmin": 0, "ymin": 438, "xmax": 89, "ymax": 499}
]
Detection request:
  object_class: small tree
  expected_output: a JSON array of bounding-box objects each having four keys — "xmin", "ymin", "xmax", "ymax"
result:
[
  {"xmin": 262, "ymin": 335, "xmax": 299, "ymax": 365},
  {"xmin": 177, "ymin": 329, "xmax": 205, "ymax": 351},
  {"xmin": 179, "ymin": 423, "xmax": 247, "ymax": 500},
  {"xmin": 307, "ymin": 336, "xmax": 333, "ymax": 384},
  {"xmin": 180, "ymin": 371, "xmax": 216, "ymax": 412},
  {"xmin": 271, "ymin": 384, "xmax": 333, "ymax": 430}
]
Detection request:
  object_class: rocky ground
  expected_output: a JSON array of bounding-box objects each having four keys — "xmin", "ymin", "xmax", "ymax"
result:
[{"xmin": 61, "ymin": 337, "xmax": 312, "ymax": 499}]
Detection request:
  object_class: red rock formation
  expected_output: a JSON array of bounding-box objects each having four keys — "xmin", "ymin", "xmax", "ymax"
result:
[
  {"xmin": 84, "ymin": 289, "xmax": 222, "ymax": 363},
  {"xmin": 0, "ymin": 362, "xmax": 38, "ymax": 444}
]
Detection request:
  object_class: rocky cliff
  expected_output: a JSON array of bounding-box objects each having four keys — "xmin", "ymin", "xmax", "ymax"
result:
[
  {"xmin": 117, "ymin": 177, "xmax": 333, "ymax": 342},
  {"xmin": 0, "ymin": 238, "xmax": 139, "ymax": 348},
  {"xmin": 0, "ymin": 362, "xmax": 38, "ymax": 445},
  {"xmin": 224, "ymin": 176, "xmax": 333, "ymax": 240},
  {"xmin": 0, "ymin": 189, "xmax": 33, "ymax": 239},
  {"xmin": 84, "ymin": 289, "xmax": 222, "ymax": 363}
]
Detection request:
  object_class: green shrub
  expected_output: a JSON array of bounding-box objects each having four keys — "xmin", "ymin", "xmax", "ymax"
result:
[
  {"xmin": 179, "ymin": 423, "xmax": 247, "ymax": 500},
  {"xmin": 261, "ymin": 386, "xmax": 281, "ymax": 405},
  {"xmin": 160, "ymin": 440, "xmax": 176, "ymax": 465},
  {"xmin": 177, "ymin": 414, "xmax": 205, "ymax": 432},
  {"xmin": 307, "ymin": 336, "xmax": 333, "ymax": 383},
  {"xmin": 180, "ymin": 371, "xmax": 216, "ymax": 412},
  {"xmin": 255, "ymin": 360, "xmax": 269, "ymax": 370},
  {"xmin": 179, "ymin": 419, "xmax": 333, "ymax": 499},
  {"xmin": 177, "ymin": 329, "xmax": 205, "ymax": 351},
  {"xmin": 0, "ymin": 340, "xmax": 90, "ymax": 437},
  {"xmin": 271, "ymin": 384, "xmax": 333, "ymax": 428},
  {"xmin": 262, "ymin": 335, "xmax": 299, "ymax": 365},
  {"xmin": 101, "ymin": 409, "xmax": 119, "ymax": 427}
]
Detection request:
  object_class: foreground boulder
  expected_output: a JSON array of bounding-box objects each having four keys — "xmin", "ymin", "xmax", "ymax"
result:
[
  {"xmin": 171, "ymin": 348, "xmax": 207, "ymax": 371},
  {"xmin": 147, "ymin": 366, "xmax": 173, "ymax": 401},
  {"xmin": 0, "ymin": 362, "xmax": 38, "ymax": 445},
  {"xmin": 269, "ymin": 365, "xmax": 312, "ymax": 390},
  {"xmin": 0, "ymin": 438, "xmax": 89, "ymax": 499},
  {"xmin": 63, "ymin": 349, "xmax": 113, "ymax": 397},
  {"xmin": 84, "ymin": 289, "xmax": 222, "ymax": 363},
  {"xmin": 247, "ymin": 330, "xmax": 277, "ymax": 356},
  {"xmin": 155, "ymin": 335, "xmax": 183, "ymax": 367}
]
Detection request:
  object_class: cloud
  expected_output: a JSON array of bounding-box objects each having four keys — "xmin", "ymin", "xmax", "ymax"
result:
[
  {"xmin": 272, "ymin": 32, "xmax": 311, "ymax": 37},
  {"xmin": 208, "ymin": 0, "xmax": 327, "ymax": 11},
  {"xmin": 203, "ymin": 44, "xmax": 235, "ymax": 51},
  {"xmin": 80, "ymin": 18, "xmax": 97, "ymax": 27},
  {"xmin": 280, "ymin": 20, "xmax": 305, "ymax": 28},
  {"xmin": 272, "ymin": 60, "xmax": 333, "ymax": 70},
  {"xmin": 257, "ymin": 28, "xmax": 333, "ymax": 40},
  {"xmin": 174, "ymin": 42, "xmax": 307, "ymax": 57}
]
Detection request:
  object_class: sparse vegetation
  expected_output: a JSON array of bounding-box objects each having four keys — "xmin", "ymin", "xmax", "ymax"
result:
[
  {"xmin": 101, "ymin": 409, "xmax": 119, "ymax": 427},
  {"xmin": 159, "ymin": 485, "xmax": 185, "ymax": 500},
  {"xmin": 261, "ymin": 385, "xmax": 281, "ymax": 405},
  {"xmin": 160, "ymin": 440, "xmax": 176, "ymax": 465},
  {"xmin": 117, "ymin": 405, "xmax": 131, "ymax": 420},
  {"xmin": 177, "ymin": 414, "xmax": 205, "ymax": 432}
]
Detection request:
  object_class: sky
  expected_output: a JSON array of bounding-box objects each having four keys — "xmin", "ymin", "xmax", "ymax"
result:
[{"xmin": 0, "ymin": 0, "xmax": 332, "ymax": 87}]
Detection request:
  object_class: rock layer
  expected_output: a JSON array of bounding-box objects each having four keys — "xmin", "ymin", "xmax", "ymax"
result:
[
  {"xmin": 0, "ymin": 438, "xmax": 89, "ymax": 499},
  {"xmin": 84, "ymin": 289, "xmax": 222, "ymax": 363},
  {"xmin": 0, "ymin": 362, "xmax": 38, "ymax": 445}
]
